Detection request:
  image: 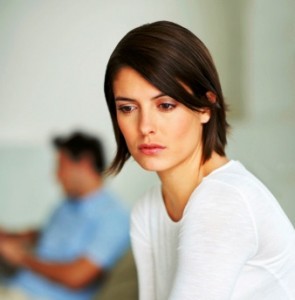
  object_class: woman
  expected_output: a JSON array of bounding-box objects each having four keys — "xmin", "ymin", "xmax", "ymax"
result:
[{"xmin": 104, "ymin": 21, "xmax": 295, "ymax": 299}]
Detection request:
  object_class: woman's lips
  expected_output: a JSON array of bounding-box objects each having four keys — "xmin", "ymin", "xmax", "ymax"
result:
[{"xmin": 138, "ymin": 144, "xmax": 166, "ymax": 155}]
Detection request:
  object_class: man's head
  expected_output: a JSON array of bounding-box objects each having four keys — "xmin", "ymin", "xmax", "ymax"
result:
[{"xmin": 52, "ymin": 131, "xmax": 106, "ymax": 198}]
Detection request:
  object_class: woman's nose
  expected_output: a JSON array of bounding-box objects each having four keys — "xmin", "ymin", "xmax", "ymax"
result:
[{"xmin": 138, "ymin": 110, "xmax": 156, "ymax": 136}]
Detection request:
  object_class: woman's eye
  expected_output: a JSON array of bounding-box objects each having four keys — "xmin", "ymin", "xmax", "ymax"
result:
[
  {"xmin": 117, "ymin": 105, "xmax": 136, "ymax": 113},
  {"xmin": 159, "ymin": 103, "xmax": 176, "ymax": 111}
]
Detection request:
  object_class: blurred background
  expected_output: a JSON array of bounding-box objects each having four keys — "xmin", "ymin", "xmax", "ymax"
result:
[{"xmin": 0, "ymin": 0, "xmax": 294, "ymax": 229}]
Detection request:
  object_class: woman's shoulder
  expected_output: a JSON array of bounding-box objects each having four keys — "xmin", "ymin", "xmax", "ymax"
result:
[
  {"xmin": 131, "ymin": 185, "xmax": 162, "ymax": 217},
  {"xmin": 130, "ymin": 186, "xmax": 164, "ymax": 241},
  {"xmin": 186, "ymin": 160, "xmax": 276, "ymax": 216},
  {"xmin": 183, "ymin": 163, "xmax": 258, "ymax": 232},
  {"xmin": 202, "ymin": 160, "xmax": 269, "ymax": 196},
  {"xmin": 206, "ymin": 160, "xmax": 251, "ymax": 181}
]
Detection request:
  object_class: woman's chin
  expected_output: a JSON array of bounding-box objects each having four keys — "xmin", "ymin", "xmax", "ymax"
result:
[{"xmin": 137, "ymin": 161, "xmax": 164, "ymax": 172}]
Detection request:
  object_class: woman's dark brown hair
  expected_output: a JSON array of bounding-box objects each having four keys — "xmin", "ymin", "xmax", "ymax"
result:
[{"xmin": 104, "ymin": 20, "xmax": 229, "ymax": 175}]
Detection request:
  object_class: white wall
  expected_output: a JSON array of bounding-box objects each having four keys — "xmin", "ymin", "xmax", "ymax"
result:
[
  {"xmin": 227, "ymin": 0, "xmax": 295, "ymax": 222},
  {"xmin": 0, "ymin": 0, "xmax": 207, "ymax": 144},
  {"xmin": 0, "ymin": 0, "xmax": 294, "ymax": 228}
]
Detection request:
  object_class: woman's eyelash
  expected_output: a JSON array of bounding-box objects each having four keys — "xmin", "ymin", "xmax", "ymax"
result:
[
  {"xmin": 159, "ymin": 103, "xmax": 176, "ymax": 110},
  {"xmin": 117, "ymin": 105, "xmax": 136, "ymax": 113},
  {"xmin": 116, "ymin": 102, "xmax": 176, "ymax": 113}
]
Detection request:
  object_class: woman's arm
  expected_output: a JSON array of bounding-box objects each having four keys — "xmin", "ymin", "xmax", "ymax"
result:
[{"xmin": 131, "ymin": 202, "xmax": 156, "ymax": 300}]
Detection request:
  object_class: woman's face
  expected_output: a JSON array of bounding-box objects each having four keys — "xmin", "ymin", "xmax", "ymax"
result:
[{"xmin": 113, "ymin": 67, "xmax": 210, "ymax": 174}]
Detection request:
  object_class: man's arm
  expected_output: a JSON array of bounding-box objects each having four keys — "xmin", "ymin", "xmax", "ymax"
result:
[
  {"xmin": 0, "ymin": 228, "xmax": 39, "ymax": 246},
  {"xmin": 23, "ymin": 255, "xmax": 103, "ymax": 290},
  {"xmin": 0, "ymin": 239, "xmax": 103, "ymax": 290}
]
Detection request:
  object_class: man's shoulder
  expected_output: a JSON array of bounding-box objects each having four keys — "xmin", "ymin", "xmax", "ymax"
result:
[{"xmin": 88, "ymin": 188, "xmax": 130, "ymax": 220}]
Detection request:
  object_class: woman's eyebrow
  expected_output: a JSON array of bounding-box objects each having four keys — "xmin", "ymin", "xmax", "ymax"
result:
[
  {"xmin": 115, "ymin": 93, "xmax": 167, "ymax": 102},
  {"xmin": 115, "ymin": 96, "xmax": 136, "ymax": 102},
  {"xmin": 152, "ymin": 92, "xmax": 166, "ymax": 100}
]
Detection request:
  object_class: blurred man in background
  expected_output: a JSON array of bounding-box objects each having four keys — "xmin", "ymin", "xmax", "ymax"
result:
[{"xmin": 0, "ymin": 131, "xmax": 130, "ymax": 300}]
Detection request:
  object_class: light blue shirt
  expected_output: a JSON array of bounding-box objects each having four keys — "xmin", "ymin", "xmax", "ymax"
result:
[{"xmin": 10, "ymin": 188, "xmax": 130, "ymax": 300}]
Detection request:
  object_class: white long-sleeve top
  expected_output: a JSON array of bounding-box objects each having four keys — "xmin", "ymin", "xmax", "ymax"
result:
[{"xmin": 131, "ymin": 160, "xmax": 295, "ymax": 300}]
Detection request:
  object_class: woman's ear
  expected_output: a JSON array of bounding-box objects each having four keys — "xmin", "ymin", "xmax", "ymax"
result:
[
  {"xmin": 199, "ymin": 108, "xmax": 211, "ymax": 124},
  {"xmin": 206, "ymin": 91, "xmax": 217, "ymax": 103},
  {"xmin": 199, "ymin": 91, "xmax": 217, "ymax": 124}
]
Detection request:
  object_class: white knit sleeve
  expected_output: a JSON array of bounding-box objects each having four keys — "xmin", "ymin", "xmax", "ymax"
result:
[
  {"xmin": 131, "ymin": 199, "xmax": 156, "ymax": 300},
  {"xmin": 169, "ymin": 181, "xmax": 258, "ymax": 300}
]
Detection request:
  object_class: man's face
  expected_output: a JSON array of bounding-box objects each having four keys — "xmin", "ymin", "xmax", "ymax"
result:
[{"xmin": 56, "ymin": 151, "xmax": 81, "ymax": 197}]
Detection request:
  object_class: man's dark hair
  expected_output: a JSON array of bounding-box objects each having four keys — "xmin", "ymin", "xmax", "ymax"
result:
[
  {"xmin": 104, "ymin": 20, "xmax": 229, "ymax": 174},
  {"xmin": 53, "ymin": 131, "xmax": 106, "ymax": 173}
]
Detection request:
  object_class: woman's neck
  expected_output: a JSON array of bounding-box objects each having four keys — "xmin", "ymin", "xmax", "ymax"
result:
[{"xmin": 158, "ymin": 152, "xmax": 229, "ymax": 222}]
